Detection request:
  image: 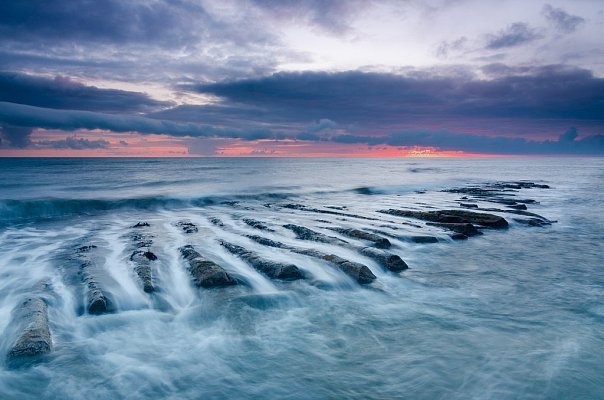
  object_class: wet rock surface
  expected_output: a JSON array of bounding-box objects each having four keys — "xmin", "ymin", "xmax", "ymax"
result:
[
  {"xmin": 283, "ymin": 224, "xmax": 345, "ymax": 243},
  {"xmin": 330, "ymin": 228, "xmax": 391, "ymax": 248},
  {"xmin": 179, "ymin": 245, "xmax": 237, "ymax": 288},
  {"xmin": 6, "ymin": 298, "xmax": 52, "ymax": 361},
  {"xmin": 380, "ymin": 209, "xmax": 508, "ymax": 229},
  {"xmin": 220, "ymin": 241, "xmax": 304, "ymax": 280},
  {"xmin": 242, "ymin": 218, "xmax": 274, "ymax": 232},
  {"xmin": 76, "ymin": 246, "xmax": 113, "ymax": 315},
  {"xmin": 176, "ymin": 221, "xmax": 198, "ymax": 234},
  {"xmin": 359, "ymin": 247, "xmax": 408, "ymax": 272}
]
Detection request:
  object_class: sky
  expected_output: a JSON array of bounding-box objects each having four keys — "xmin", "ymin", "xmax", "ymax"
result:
[{"xmin": 0, "ymin": 0, "xmax": 603, "ymax": 157}]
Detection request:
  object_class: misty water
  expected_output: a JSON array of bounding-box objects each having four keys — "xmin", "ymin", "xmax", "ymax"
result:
[{"xmin": 0, "ymin": 157, "xmax": 602, "ymax": 399}]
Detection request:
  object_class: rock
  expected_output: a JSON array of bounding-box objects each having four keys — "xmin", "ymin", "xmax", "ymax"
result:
[
  {"xmin": 209, "ymin": 217, "xmax": 224, "ymax": 226},
  {"xmin": 426, "ymin": 222, "xmax": 483, "ymax": 236},
  {"xmin": 380, "ymin": 209, "xmax": 508, "ymax": 229},
  {"xmin": 6, "ymin": 298, "xmax": 52, "ymax": 361},
  {"xmin": 450, "ymin": 233, "xmax": 468, "ymax": 240},
  {"xmin": 507, "ymin": 204, "xmax": 528, "ymax": 210},
  {"xmin": 408, "ymin": 236, "xmax": 439, "ymax": 244},
  {"xmin": 331, "ymin": 228, "xmax": 391, "ymax": 248},
  {"xmin": 246, "ymin": 235, "xmax": 376, "ymax": 284},
  {"xmin": 130, "ymin": 250, "xmax": 156, "ymax": 293},
  {"xmin": 176, "ymin": 221, "xmax": 198, "ymax": 234},
  {"xmin": 280, "ymin": 203, "xmax": 378, "ymax": 221},
  {"xmin": 242, "ymin": 218, "xmax": 274, "ymax": 232},
  {"xmin": 80, "ymin": 259, "xmax": 112, "ymax": 314},
  {"xmin": 359, "ymin": 247, "xmax": 408, "ymax": 272},
  {"xmin": 76, "ymin": 245, "xmax": 97, "ymax": 253},
  {"xmin": 283, "ymin": 224, "xmax": 345, "ymax": 243},
  {"xmin": 513, "ymin": 218, "xmax": 551, "ymax": 227},
  {"xmin": 132, "ymin": 222, "xmax": 150, "ymax": 228},
  {"xmin": 179, "ymin": 245, "xmax": 237, "ymax": 288},
  {"xmin": 460, "ymin": 203, "xmax": 478, "ymax": 208},
  {"xmin": 297, "ymin": 249, "xmax": 376, "ymax": 284},
  {"xmin": 220, "ymin": 241, "xmax": 303, "ymax": 280}
]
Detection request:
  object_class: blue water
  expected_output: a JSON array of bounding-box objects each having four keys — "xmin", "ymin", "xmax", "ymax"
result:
[{"xmin": 0, "ymin": 157, "xmax": 602, "ymax": 399}]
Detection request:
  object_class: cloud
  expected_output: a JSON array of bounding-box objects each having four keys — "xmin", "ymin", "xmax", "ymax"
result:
[
  {"xmin": 0, "ymin": 125, "xmax": 32, "ymax": 148},
  {"xmin": 332, "ymin": 128, "xmax": 604, "ymax": 155},
  {"xmin": 35, "ymin": 136, "xmax": 110, "ymax": 149},
  {"xmin": 486, "ymin": 22, "xmax": 542, "ymax": 49},
  {"xmin": 0, "ymin": 102, "xmax": 280, "ymax": 147},
  {"xmin": 183, "ymin": 66, "xmax": 604, "ymax": 128},
  {"xmin": 0, "ymin": 72, "xmax": 171, "ymax": 113},
  {"xmin": 543, "ymin": 4, "xmax": 585, "ymax": 33}
]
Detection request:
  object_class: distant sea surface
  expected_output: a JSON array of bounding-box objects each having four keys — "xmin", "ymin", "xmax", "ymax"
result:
[{"xmin": 0, "ymin": 157, "xmax": 603, "ymax": 399}]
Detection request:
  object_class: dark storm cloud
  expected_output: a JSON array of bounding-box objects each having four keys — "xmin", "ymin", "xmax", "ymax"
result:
[
  {"xmin": 543, "ymin": 4, "xmax": 585, "ymax": 33},
  {"xmin": 332, "ymin": 128, "xmax": 604, "ymax": 155},
  {"xmin": 183, "ymin": 66, "xmax": 604, "ymax": 125},
  {"xmin": 0, "ymin": 102, "xmax": 278, "ymax": 146},
  {"xmin": 0, "ymin": 0, "xmax": 209, "ymax": 47},
  {"xmin": 36, "ymin": 137, "xmax": 111, "ymax": 150},
  {"xmin": 485, "ymin": 22, "xmax": 542, "ymax": 49},
  {"xmin": 0, "ymin": 72, "xmax": 171, "ymax": 113}
]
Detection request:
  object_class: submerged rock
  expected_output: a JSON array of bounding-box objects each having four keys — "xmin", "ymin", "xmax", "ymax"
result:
[
  {"xmin": 407, "ymin": 236, "xmax": 439, "ymax": 244},
  {"xmin": 179, "ymin": 245, "xmax": 237, "ymax": 288},
  {"xmin": 507, "ymin": 204, "xmax": 528, "ymax": 210},
  {"xmin": 130, "ymin": 250, "xmax": 157, "ymax": 293},
  {"xmin": 426, "ymin": 222, "xmax": 483, "ymax": 236},
  {"xmin": 242, "ymin": 218, "xmax": 274, "ymax": 232},
  {"xmin": 176, "ymin": 221, "xmax": 198, "ymax": 234},
  {"xmin": 283, "ymin": 224, "xmax": 345, "ymax": 243},
  {"xmin": 6, "ymin": 298, "xmax": 52, "ymax": 361},
  {"xmin": 460, "ymin": 203, "xmax": 478, "ymax": 208},
  {"xmin": 220, "ymin": 241, "xmax": 303, "ymax": 280},
  {"xmin": 132, "ymin": 222, "xmax": 150, "ymax": 228},
  {"xmin": 331, "ymin": 228, "xmax": 391, "ymax": 248},
  {"xmin": 79, "ymin": 259, "xmax": 113, "ymax": 314},
  {"xmin": 380, "ymin": 209, "xmax": 508, "ymax": 229},
  {"xmin": 295, "ymin": 249, "xmax": 376, "ymax": 284}
]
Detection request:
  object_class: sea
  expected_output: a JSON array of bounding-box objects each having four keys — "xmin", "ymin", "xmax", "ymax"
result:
[{"xmin": 0, "ymin": 157, "xmax": 602, "ymax": 399}]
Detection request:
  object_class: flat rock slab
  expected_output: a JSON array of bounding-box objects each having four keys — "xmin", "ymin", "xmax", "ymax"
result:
[
  {"xmin": 359, "ymin": 247, "xmax": 408, "ymax": 272},
  {"xmin": 7, "ymin": 298, "xmax": 52, "ymax": 361},
  {"xmin": 220, "ymin": 241, "xmax": 303, "ymax": 280},
  {"xmin": 179, "ymin": 245, "xmax": 237, "ymax": 288},
  {"xmin": 296, "ymin": 249, "xmax": 376, "ymax": 284},
  {"xmin": 283, "ymin": 224, "xmax": 345, "ymax": 244},
  {"xmin": 380, "ymin": 209, "xmax": 508, "ymax": 229},
  {"xmin": 130, "ymin": 250, "xmax": 157, "ymax": 293},
  {"xmin": 331, "ymin": 228, "xmax": 391, "ymax": 248},
  {"xmin": 176, "ymin": 221, "xmax": 198, "ymax": 234},
  {"xmin": 242, "ymin": 218, "xmax": 274, "ymax": 232}
]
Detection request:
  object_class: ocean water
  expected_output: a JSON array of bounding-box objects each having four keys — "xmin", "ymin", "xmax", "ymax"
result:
[{"xmin": 0, "ymin": 157, "xmax": 602, "ymax": 399}]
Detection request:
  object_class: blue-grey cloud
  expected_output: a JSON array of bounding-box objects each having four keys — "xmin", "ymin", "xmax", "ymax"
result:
[
  {"xmin": 0, "ymin": 102, "xmax": 280, "ymax": 146},
  {"xmin": 543, "ymin": 4, "xmax": 585, "ymax": 33},
  {"xmin": 179, "ymin": 66, "xmax": 604, "ymax": 128},
  {"xmin": 35, "ymin": 136, "xmax": 110, "ymax": 150},
  {"xmin": 332, "ymin": 128, "xmax": 604, "ymax": 155},
  {"xmin": 486, "ymin": 22, "xmax": 542, "ymax": 49},
  {"xmin": 0, "ymin": 72, "xmax": 171, "ymax": 113}
]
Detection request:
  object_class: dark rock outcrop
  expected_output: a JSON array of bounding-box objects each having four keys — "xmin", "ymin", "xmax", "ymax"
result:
[
  {"xmin": 130, "ymin": 250, "xmax": 156, "ymax": 293},
  {"xmin": 331, "ymin": 228, "xmax": 391, "ymax": 248},
  {"xmin": 283, "ymin": 224, "xmax": 345, "ymax": 243},
  {"xmin": 220, "ymin": 241, "xmax": 303, "ymax": 280},
  {"xmin": 179, "ymin": 245, "xmax": 237, "ymax": 288},
  {"xmin": 6, "ymin": 298, "xmax": 52, "ymax": 361},
  {"xmin": 176, "ymin": 221, "xmax": 198, "ymax": 234},
  {"xmin": 132, "ymin": 222, "xmax": 150, "ymax": 228},
  {"xmin": 380, "ymin": 209, "xmax": 508, "ymax": 229},
  {"xmin": 408, "ymin": 236, "xmax": 439, "ymax": 244},
  {"xmin": 79, "ymin": 259, "xmax": 112, "ymax": 314},
  {"xmin": 507, "ymin": 204, "xmax": 528, "ymax": 210},
  {"xmin": 245, "ymin": 235, "xmax": 377, "ymax": 284},
  {"xmin": 242, "ymin": 218, "xmax": 274, "ymax": 232},
  {"xmin": 426, "ymin": 222, "xmax": 483, "ymax": 236},
  {"xmin": 359, "ymin": 247, "xmax": 408, "ymax": 272},
  {"xmin": 296, "ymin": 249, "xmax": 376, "ymax": 284},
  {"xmin": 460, "ymin": 203, "xmax": 478, "ymax": 208}
]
